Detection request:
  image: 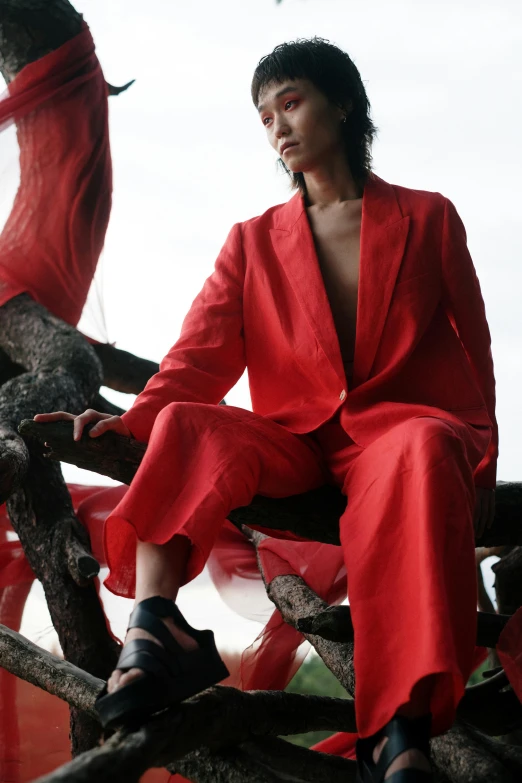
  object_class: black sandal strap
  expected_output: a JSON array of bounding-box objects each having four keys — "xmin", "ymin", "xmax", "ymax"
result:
[
  {"xmin": 116, "ymin": 639, "xmax": 182, "ymax": 679},
  {"xmin": 357, "ymin": 714, "xmax": 432, "ymax": 783},
  {"xmin": 134, "ymin": 596, "xmax": 203, "ymax": 639},
  {"xmin": 121, "ymin": 596, "xmax": 215, "ymax": 665},
  {"xmin": 95, "ymin": 595, "xmax": 230, "ymax": 731},
  {"xmin": 127, "ymin": 602, "xmax": 183, "ymax": 657},
  {"xmin": 374, "ymin": 715, "xmax": 431, "ymax": 780}
]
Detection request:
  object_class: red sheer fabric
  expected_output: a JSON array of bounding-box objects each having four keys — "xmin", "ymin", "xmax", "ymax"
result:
[
  {"xmin": 0, "ymin": 484, "xmax": 515, "ymax": 774},
  {"xmin": 0, "ymin": 22, "xmax": 111, "ymax": 327},
  {"xmin": 0, "ymin": 490, "xmax": 173, "ymax": 782}
]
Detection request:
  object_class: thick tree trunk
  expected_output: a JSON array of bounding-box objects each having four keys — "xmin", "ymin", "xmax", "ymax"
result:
[
  {"xmin": 0, "ymin": 0, "xmax": 82, "ymax": 83},
  {"xmin": 0, "ymin": 2, "xmax": 115, "ymax": 755},
  {"xmin": 5, "ymin": 449, "xmax": 120, "ymax": 754}
]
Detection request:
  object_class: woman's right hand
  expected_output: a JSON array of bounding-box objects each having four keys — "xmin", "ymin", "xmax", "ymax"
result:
[{"xmin": 33, "ymin": 410, "xmax": 132, "ymax": 442}]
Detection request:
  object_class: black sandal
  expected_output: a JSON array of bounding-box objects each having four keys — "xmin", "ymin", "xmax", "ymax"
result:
[
  {"xmin": 95, "ymin": 595, "xmax": 230, "ymax": 730},
  {"xmin": 356, "ymin": 713, "xmax": 433, "ymax": 782}
]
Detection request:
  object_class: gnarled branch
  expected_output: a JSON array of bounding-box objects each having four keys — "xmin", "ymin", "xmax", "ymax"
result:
[
  {"xmin": 19, "ymin": 418, "xmax": 522, "ymax": 548},
  {"xmin": 0, "ymin": 621, "xmax": 357, "ymax": 783}
]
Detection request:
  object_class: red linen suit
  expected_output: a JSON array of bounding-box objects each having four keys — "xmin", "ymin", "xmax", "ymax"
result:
[{"xmin": 103, "ymin": 172, "xmax": 497, "ymax": 739}]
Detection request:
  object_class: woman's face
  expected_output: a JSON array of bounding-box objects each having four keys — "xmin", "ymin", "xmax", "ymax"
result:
[{"xmin": 257, "ymin": 78, "xmax": 347, "ymax": 173}]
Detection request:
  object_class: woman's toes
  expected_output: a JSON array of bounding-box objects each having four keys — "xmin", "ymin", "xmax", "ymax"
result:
[
  {"xmin": 107, "ymin": 671, "xmax": 122, "ymax": 694},
  {"xmin": 116, "ymin": 668, "xmax": 143, "ymax": 690}
]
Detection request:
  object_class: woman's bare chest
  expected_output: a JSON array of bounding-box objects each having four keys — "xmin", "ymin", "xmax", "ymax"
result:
[{"xmin": 306, "ymin": 204, "xmax": 362, "ymax": 378}]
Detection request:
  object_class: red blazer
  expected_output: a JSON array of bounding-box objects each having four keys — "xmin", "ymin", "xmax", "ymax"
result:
[{"xmin": 122, "ymin": 173, "xmax": 498, "ymax": 489}]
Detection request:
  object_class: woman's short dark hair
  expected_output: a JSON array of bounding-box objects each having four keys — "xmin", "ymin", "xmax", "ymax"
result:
[{"xmin": 251, "ymin": 37, "xmax": 377, "ymax": 194}]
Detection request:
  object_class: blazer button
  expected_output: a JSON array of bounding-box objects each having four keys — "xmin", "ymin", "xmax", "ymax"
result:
[{"xmin": 339, "ymin": 389, "xmax": 347, "ymax": 401}]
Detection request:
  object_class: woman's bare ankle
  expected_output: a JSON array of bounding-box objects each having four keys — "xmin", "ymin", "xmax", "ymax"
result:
[
  {"xmin": 135, "ymin": 536, "xmax": 192, "ymax": 603},
  {"xmin": 372, "ymin": 734, "xmax": 431, "ymax": 779}
]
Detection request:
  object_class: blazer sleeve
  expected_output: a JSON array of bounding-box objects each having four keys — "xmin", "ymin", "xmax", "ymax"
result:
[
  {"xmin": 120, "ymin": 222, "xmax": 246, "ymax": 443},
  {"xmin": 440, "ymin": 196, "xmax": 498, "ymax": 489}
]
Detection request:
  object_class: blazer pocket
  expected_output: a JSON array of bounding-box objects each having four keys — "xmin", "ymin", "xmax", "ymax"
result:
[{"xmin": 393, "ymin": 271, "xmax": 440, "ymax": 298}]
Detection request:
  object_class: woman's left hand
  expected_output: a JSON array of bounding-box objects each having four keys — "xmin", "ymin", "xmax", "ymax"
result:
[{"xmin": 474, "ymin": 487, "xmax": 496, "ymax": 539}]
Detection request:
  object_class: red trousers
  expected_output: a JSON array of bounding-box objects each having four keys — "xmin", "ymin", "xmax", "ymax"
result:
[{"xmin": 103, "ymin": 402, "xmax": 491, "ymax": 738}]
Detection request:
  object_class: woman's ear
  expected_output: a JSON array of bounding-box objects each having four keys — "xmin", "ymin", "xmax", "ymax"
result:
[{"xmin": 338, "ymin": 99, "xmax": 353, "ymax": 122}]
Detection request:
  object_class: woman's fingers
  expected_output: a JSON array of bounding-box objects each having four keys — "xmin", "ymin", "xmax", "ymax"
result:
[
  {"xmin": 33, "ymin": 410, "xmax": 130, "ymax": 442},
  {"xmin": 89, "ymin": 418, "xmax": 120, "ymax": 437},
  {"xmin": 33, "ymin": 412, "xmax": 76, "ymax": 422},
  {"xmin": 87, "ymin": 416, "xmax": 131, "ymax": 439},
  {"xmin": 72, "ymin": 410, "xmax": 111, "ymax": 441}
]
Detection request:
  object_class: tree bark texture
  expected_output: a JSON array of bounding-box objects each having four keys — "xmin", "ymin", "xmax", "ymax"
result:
[
  {"xmin": 0, "ymin": 0, "xmax": 82, "ymax": 83},
  {"xmin": 0, "ymin": 0, "xmax": 111, "ymax": 754}
]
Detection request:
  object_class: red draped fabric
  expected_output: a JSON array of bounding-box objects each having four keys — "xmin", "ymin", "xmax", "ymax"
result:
[
  {"xmin": 0, "ymin": 489, "xmax": 172, "ymax": 782},
  {"xmin": 0, "ymin": 22, "xmax": 112, "ymax": 328},
  {"xmin": 0, "ymin": 484, "xmax": 511, "ymax": 777}
]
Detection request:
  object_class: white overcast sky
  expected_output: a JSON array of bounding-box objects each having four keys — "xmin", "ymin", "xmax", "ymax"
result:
[
  {"xmin": 78, "ymin": 0, "xmax": 521, "ymax": 480},
  {"xmin": 1, "ymin": 0, "xmax": 520, "ymax": 650}
]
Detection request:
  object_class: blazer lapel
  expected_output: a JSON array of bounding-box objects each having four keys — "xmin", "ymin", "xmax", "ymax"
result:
[
  {"xmin": 269, "ymin": 174, "xmax": 411, "ymax": 389},
  {"xmin": 270, "ymin": 195, "xmax": 347, "ymax": 385},
  {"xmin": 354, "ymin": 176, "xmax": 410, "ymax": 386}
]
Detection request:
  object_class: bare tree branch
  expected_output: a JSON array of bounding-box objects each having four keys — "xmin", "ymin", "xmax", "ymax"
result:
[
  {"xmin": 106, "ymin": 79, "xmax": 135, "ymax": 96},
  {"xmin": 295, "ymin": 604, "xmax": 511, "ymax": 649},
  {"xmin": 92, "ymin": 343, "xmax": 159, "ymax": 395},
  {"xmin": 169, "ymin": 738, "xmax": 356, "ymax": 783},
  {"xmin": 0, "ymin": 621, "xmax": 357, "ymax": 783},
  {"xmin": 431, "ymin": 719, "xmax": 522, "ymax": 783},
  {"xmin": 0, "ymin": 623, "xmax": 103, "ymax": 717},
  {"xmin": 19, "ymin": 419, "xmax": 522, "ymax": 548}
]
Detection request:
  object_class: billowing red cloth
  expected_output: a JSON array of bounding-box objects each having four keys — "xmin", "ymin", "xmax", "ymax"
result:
[{"xmin": 0, "ymin": 22, "xmax": 111, "ymax": 327}]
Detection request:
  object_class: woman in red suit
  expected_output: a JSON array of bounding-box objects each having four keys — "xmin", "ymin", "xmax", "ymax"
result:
[{"xmin": 37, "ymin": 38, "xmax": 497, "ymax": 782}]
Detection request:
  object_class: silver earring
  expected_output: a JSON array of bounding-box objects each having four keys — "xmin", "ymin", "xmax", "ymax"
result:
[{"xmin": 342, "ymin": 114, "xmax": 347, "ymax": 123}]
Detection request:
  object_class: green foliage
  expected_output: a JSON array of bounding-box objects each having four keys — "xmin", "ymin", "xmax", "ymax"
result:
[{"xmin": 467, "ymin": 657, "xmax": 491, "ymax": 686}]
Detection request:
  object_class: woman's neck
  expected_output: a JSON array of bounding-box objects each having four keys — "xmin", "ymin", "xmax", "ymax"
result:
[{"xmin": 302, "ymin": 159, "xmax": 363, "ymax": 207}]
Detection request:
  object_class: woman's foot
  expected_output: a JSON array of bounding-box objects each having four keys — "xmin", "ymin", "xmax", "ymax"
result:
[
  {"xmin": 356, "ymin": 713, "xmax": 433, "ymax": 782},
  {"xmin": 372, "ymin": 734, "xmax": 432, "ymax": 779},
  {"xmin": 107, "ymin": 612, "xmax": 199, "ymax": 693},
  {"xmin": 95, "ymin": 594, "xmax": 229, "ymax": 730}
]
